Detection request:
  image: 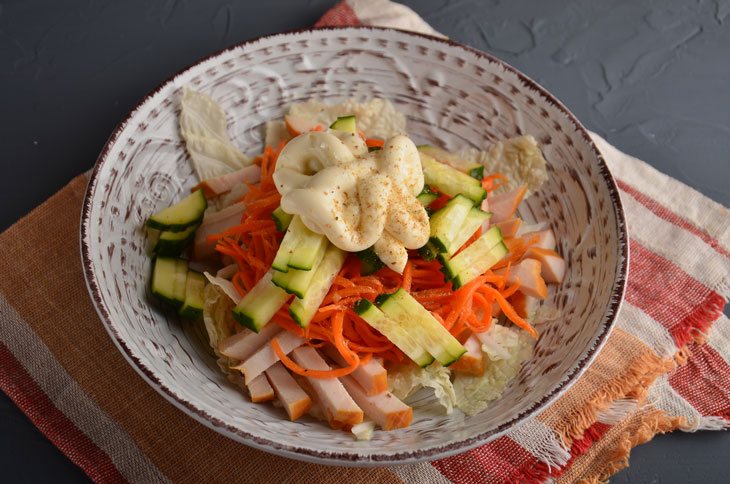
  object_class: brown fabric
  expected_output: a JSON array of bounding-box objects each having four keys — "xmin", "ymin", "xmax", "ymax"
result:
[
  {"xmin": 555, "ymin": 405, "xmax": 680, "ymax": 484},
  {"xmin": 0, "ymin": 175, "xmax": 403, "ymax": 484},
  {"xmin": 536, "ymin": 328, "xmax": 673, "ymax": 446}
]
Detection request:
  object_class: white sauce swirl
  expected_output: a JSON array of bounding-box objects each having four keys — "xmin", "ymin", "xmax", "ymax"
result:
[{"xmin": 273, "ymin": 130, "xmax": 429, "ymax": 273}]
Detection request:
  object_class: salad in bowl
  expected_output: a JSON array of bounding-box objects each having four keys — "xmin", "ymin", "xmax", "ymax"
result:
[{"xmin": 144, "ymin": 89, "xmax": 565, "ymax": 439}]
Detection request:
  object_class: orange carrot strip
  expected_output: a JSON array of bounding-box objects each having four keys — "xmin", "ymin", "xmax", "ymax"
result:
[
  {"xmin": 332, "ymin": 311, "xmax": 358, "ymax": 365},
  {"xmin": 500, "ymin": 277, "xmax": 521, "ymax": 299},
  {"xmin": 272, "ymin": 338, "xmax": 366, "ymax": 379},
  {"xmin": 485, "ymin": 287, "xmax": 538, "ymax": 338},
  {"xmin": 473, "ymin": 292, "xmax": 493, "ymax": 327},
  {"xmin": 481, "ymin": 173, "xmax": 507, "ymax": 190},
  {"xmin": 334, "ymin": 275, "xmax": 356, "ymax": 288},
  {"xmin": 492, "ymin": 235, "xmax": 539, "ymax": 270},
  {"xmin": 365, "ymin": 138, "xmax": 385, "ymax": 148},
  {"xmin": 402, "ymin": 260, "xmax": 413, "ymax": 292},
  {"xmin": 232, "ymin": 272, "xmax": 247, "ymax": 297}
]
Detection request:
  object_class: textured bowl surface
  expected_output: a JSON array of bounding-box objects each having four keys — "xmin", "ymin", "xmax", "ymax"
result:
[{"xmin": 81, "ymin": 27, "xmax": 627, "ymax": 465}]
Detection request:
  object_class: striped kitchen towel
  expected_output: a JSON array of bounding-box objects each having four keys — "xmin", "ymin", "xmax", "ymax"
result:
[{"xmin": 0, "ymin": 1, "xmax": 728, "ymax": 483}]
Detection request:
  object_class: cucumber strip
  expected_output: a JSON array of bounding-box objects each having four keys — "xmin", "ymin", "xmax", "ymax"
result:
[
  {"xmin": 417, "ymin": 241, "xmax": 439, "ymax": 261},
  {"xmin": 179, "ymin": 270, "xmax": 206, "ymax": 320},
  {"xmin": 146, "ymin": 189, "xmax": 207, "ymax": 232},
  {"xmin": 355, "ymin": 247, "xmax": 386, "ymax": 275},
  {"xmin": 232, "ymin": 271, "xmax": 291, "ymax": 332},
  {"xmin": 288, "ymin": 229, "xmax": 327, "ymax": 271},
  {"xmin": 439, "ymin": 225, "xmax": 503, "ymax": 281},
  {"xmin": 151, "ymin": 257, "xmax": 188, "ymax": 309},
  {"xmin": 272, "ymin": 245, "xmax": 327, "ymax": 298},
  {"xmin": 289, "ymin": 245, "xmax": 346, "ymax": 327},
  {"xmin": 419, "ymin": 153, "xmax": 487, "ymax": 204},
  {"xmin": 418, "ymin": 145, "xmax": 484, "ymax": 180},
  {"xmin": 271, "ymin": 206, "xmax": 293, "ymax": 232},
  {"xmin": 329, "ymin": 115, "xmax": 357, "ymax": 133},
  {"xmin": 445, "ymin": 208, "xmax": 492, "ymax": 257},
  {"xmin": 428, "ymin": 194, "xmax": 474, "ymax": 253},
  {"xmin": 153, "ymin": 223, "xmax": 199, "ymax": 256},
  {"xmin": 353, "ymin": 299, "xmax": 434, "ymax": 367},
  {"xmin": 271, "ymin": 216, "xmax": 306, "ymax": 272},
  {"xmin": 416, "ymin": 184, "xmax": 439, "ymax": 206},
  {"xmin": 451, "ymin": 242, "xmax": 509, "ymax": 289},
  {"xmin": 376, "ymin": 288, "xmax": 466, "ymax": 366}
]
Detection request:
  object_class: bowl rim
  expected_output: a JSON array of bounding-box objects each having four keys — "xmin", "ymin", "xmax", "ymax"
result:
[{"xmin": 80, "ymin": 25, "xmax": 629, "ymax": 466}]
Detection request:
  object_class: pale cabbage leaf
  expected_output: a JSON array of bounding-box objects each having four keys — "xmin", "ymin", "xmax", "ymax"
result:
[
  {"xmin": 180, "ymin": 87, "xmax": 251, "ymax": 181},
  {"xmin": 288, "ymin": 98, "xmax": 406, "ymax": 140},
  {"xmin": 264, "ymin": 120, "xmax": 291, "ymax": 148},
  {"xmin": 457, "ymin": 135, "xmax": 548, "ymax": 197},
  {"xmin": 388, "ymin": 362, "xmax": 456, "ymax": 415},
  {"xmin": 453, "ymin": 324, "xmax": 533, "ymax": 416}
]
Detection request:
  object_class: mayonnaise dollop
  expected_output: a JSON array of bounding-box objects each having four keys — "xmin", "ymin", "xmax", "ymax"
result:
[{"xmin": 272, "ymin": 130, "xmax": 429, "ymax": 273}]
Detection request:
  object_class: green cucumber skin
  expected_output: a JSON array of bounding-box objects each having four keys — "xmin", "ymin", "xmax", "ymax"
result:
[
  {"xmin": 355, "ymin": 248, "xmax": 385, "ymax": 276},
  {"xmin": 418, "ymin": 242, "xmax": 439, "ymax": 261},
  {"xmin": 178, "ymin": 270, "xmax": 206, "ymax": 320},
  {"xmin": 418, "ymin": 146, "xmax": 484, "ymax": 181},
  {"xmin": 450, "ymin": 241, "xmax": 508, "ymax": 290},
  {"xmin": 355, "ymin": 298, "xmax": 434, "ymax": 367},
  {"xmin": 271, "ymin": 258, "xmax": 290, "ymax": 273},
  {"xmin": 232, "ymin": 310, "xmax": 259, "ymax": 333},
  {"xmin": 440, "ymin": 225, "xmax": 503, "ymax": 281},
  {"xmin": 146, "ymin": 215, "xmax": 203, "ymax": 233},
  {"xmin": 437, "ymin": 253, "xmax": 457, "ymax": 281},
  {"xmin": 374, "ymin": 292, "xmax": 395, "ymax": 307},
  {"xmin": 429, "ymin": 236, "xmax": 448, "ymax": 254},
  {"xmin": 150, "ymin": 257, "xmax": 188, "ymax": 310},
  {"xmin": 272, "ymin": 243, "xmax": 326, "ymax": 299},
  {"xmin": 271, "ymin": 207, "xmax": 293, "ymax": 232},
  {"xmin": 272, "ymin": 216, "xmax": 310, "ymax": 273},
  {"xmin": 416, "ymin": 185, "xmax": 440, "ymax": 206},
  {"xmin": 416, "ymin": 192, "xmax": 439, "ymax": 206},
  {"xmin": 270, "ymin": 273, "xmax": 305, "ymax": 299},
  {"xmin": 287, "ymin": 236, "xmax": 326, "ymax": 271},
  {"xmin": 146, "ymin": 189, "xmax": 207, "ymax": 232},
  {"xmin": 428, "ymin": 194, "xmax": 474, "ymax": 254},
  {"xmin": 288, "ymin": 307, "xmax": 304, "ymax": 327},
  {"xmin": 353, "ymin": 298, "xmax": 373, "ymax": 315},
  {"xmin": 153, "ymin": 224, "xmax": 199, "ymax": 257},
  {"xmin": 389, "ymin": 289, "xmax": 466, "ymax": 362},
  {"xmin": 377, "ymin": 288, "xmax": 466, "ymax": 366},
  {"xmin": 329, "ymin": 115, "xmax": 357, "ymax": 133},
  {"xmin": 443, "ymin": 208, "xmax": 492, "ymax": 258},
  {"xmin": 179, "ymin": 305, "xmax": 203, "ymax": 320},
  {"xmin": 420, "ymin": 155, "xmax": 487, "ymax": 205},
  {"xmin": 442, "ymin": 348, "xmax": 468, "ymax": 366},
  {"xmin": 287, "ymin": 245, "xmax": 346, "ymax": 328},
  {"xmin": 469, "ymin": 166, "xmax": 485, "ymax": 180}
]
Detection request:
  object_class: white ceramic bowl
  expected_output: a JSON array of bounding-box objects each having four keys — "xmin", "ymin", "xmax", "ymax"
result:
[{"xmin": 81, "ymin": 27, "xmax": 628, "ymax": 465}]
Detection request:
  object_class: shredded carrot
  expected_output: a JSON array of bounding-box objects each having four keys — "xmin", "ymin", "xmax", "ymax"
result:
[
  {"xmin": 365, "ymin": 138, "xmax": 385, "ymax": 148},
  {"xmin": 493, "ymin": 234, "xmax": 540, "ymax": 270},
  {"xmin": 207, "ymin": 156, "xmax": 540, "ymax": 374},
  {"xmin": 401, "ymin": 260, "xmax": 413, "ymax": 292},
  {"xmin": 332, "ymin": 311, "xmax": 358, "ymax": 365},
  {"xmin": 231, "ymin": 272, "xmax": 247, "ymax": 297},
  {"xmin": 485, "ymin": 286, "xmax": 538, "ymax": 338},
  {"xmin": 272, "ymin": 338, "xmax": 370, "ymax": 379},
  {"xmin": 481, "ymin": 173, "xmax": 507, "ymax": 190}
]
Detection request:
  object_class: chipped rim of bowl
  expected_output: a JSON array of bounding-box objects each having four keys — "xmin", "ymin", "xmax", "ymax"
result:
[{"xmin": 80, "ymin": 26, "xmax": 629, "ymax": 466}]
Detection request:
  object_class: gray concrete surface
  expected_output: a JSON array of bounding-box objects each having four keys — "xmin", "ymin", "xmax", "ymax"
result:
[{"xmin": 1, "ymin": 0, "xmax": 728, "ymax": 482}]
